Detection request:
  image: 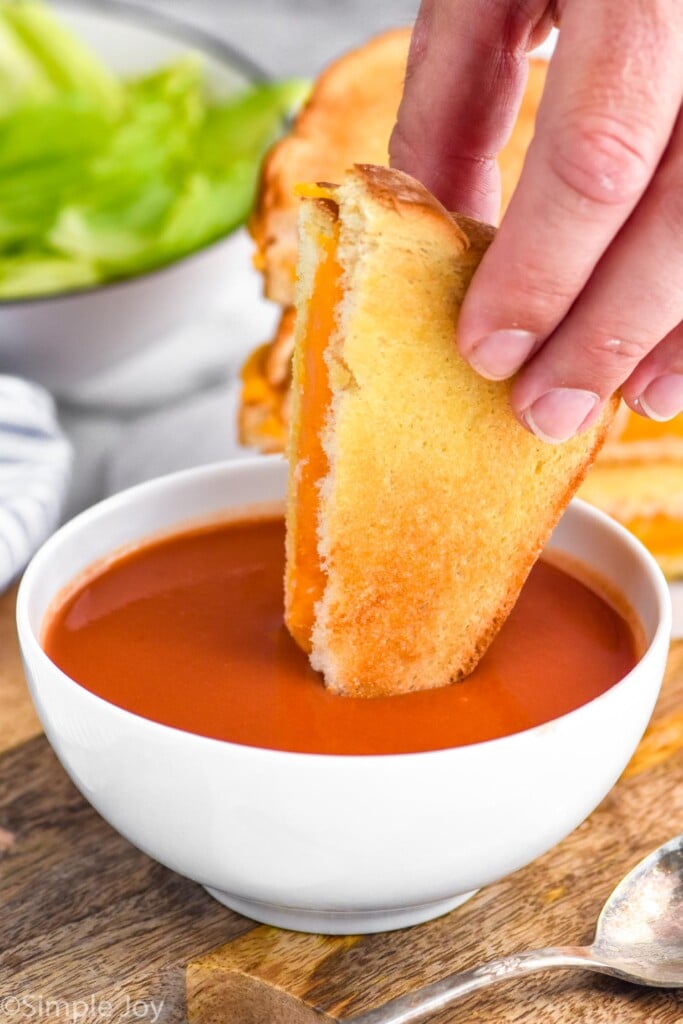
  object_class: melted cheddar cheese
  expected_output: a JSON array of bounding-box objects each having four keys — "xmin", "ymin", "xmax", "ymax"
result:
[{"xmin": 286, "ymin": 223, "xmax": 343, "ymax": 651}]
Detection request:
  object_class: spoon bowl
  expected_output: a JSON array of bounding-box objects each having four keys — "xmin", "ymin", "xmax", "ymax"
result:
[{"xmin": 592, "ymin": 834, "xmax": 683, "ymax": 987}]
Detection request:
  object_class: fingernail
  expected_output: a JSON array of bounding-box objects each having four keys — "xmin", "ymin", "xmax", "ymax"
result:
[
  {"xmin": 468, "ymin": 329, "xmax": 538, "ymax": 381},
  {"xmin": 635, "ymin": 374, "xmax": 683, "ymax": 422},
  {"xmin": 522, "ymin": 388, "xmax": 600, "ymax": 444}
]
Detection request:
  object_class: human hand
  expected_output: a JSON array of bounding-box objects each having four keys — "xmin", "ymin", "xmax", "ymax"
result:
[{"xmin": 390, "ymin": 0, "xmax": 683, "ymax": 442}]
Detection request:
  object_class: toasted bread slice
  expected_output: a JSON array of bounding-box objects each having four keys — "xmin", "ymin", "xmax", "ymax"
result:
[{"xmin": 284, "ymin": 165, "xmax": 618, "ymax": 697}]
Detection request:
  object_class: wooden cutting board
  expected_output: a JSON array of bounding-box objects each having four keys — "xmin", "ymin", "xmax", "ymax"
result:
[{"xmin": 2, "ymin": 582, "xmax": 683, "ymax": 1024}]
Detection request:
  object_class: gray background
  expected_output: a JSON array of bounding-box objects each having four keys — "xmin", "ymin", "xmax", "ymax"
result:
[{"xmin": 131, "ymin": 0, "xmax": 419, "ymax": 77}]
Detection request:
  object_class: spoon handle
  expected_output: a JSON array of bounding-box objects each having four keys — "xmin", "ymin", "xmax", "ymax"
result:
[{"xmin": 347, "ymin": 946, "xmax": 601, "ymax": 1024}]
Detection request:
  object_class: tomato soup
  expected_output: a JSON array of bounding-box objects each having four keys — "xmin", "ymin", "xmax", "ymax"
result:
[{"xmin": 42, "ymin": 516, "xmax": 638, "ymax": 756}]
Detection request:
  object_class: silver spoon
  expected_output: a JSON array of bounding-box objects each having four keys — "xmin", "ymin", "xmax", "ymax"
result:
[{"xmin": 349, "ymin": 835, "xmax": 683, "ymax": 1024}]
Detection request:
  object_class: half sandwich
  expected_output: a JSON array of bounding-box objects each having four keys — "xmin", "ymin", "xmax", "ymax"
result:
[
  {"xmin": 579, "ymin": 407, "xmax": 683, "ymax": 578},
  {"xmin": 240, "ymin": 32, "xmax": 549, "ymax": 452},
  {"xmin": 285, "ymin": 165, "xmax": 618, "ymax": 697}
]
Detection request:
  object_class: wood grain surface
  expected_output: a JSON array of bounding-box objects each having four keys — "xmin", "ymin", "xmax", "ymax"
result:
[
  {"xmin": 0, "ymin": 734, "xmax": 257, "ymax": 1023},
  {"xmin": 1, "ymin": 593, "xmax": 683, "ymax": 1024}
]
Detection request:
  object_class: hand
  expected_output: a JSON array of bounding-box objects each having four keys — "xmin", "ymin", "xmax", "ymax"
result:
[{"xmin": 390, "ymin": 0, "xmax": 683, "ymax": 442}]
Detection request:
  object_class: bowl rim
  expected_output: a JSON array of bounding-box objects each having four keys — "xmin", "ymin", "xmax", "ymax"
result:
[
  {"xmin": 0, "ymin": 0, "xmax": 269, "ymax": 309},
  {"xmin": 16, "ymin": 456, "xmax": 673, "ymax": 764}
]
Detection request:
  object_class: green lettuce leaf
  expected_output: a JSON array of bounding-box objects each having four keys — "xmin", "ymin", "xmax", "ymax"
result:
[
  {"xmin": 0, "ymin": 252, "xmax": 99, "ymax": 298},
  {"xmin": 1, "ymin": 0, "xmax": 122, "ymax": 114},
  {"xmin": 50, "ymin": 76, "xmax": 310, "ymax": 275},
  {"xmin": 0, "ymin": 0, "xmax": 310, "ymax": 297}
]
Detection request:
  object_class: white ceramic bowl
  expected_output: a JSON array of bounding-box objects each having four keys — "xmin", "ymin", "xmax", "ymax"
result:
[
  {"xmin": 17, "ymin": 457, "xmax": 672, "ymax": 934},
  {"xmin": 0, "ymin": 0, "xmax": 264, "ymax": 393}
]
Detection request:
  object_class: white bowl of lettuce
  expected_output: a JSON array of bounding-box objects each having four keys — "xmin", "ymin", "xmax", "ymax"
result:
[{"xmin": 0, "ymin": 0, "xmax": 306, "ymax": 392}]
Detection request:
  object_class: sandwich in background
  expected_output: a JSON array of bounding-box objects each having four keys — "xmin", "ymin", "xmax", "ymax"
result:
[
  {"xmin": 285, "ymin": 165, "xmax": 618, "ymax": 697},
  {"xmin": 579, "ymin": 408, "xmax": 683, "ymax": 579}
]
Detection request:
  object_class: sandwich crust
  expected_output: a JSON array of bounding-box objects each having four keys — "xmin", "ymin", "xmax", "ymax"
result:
[{"xmin": 288, "ymin": 165, "xmax": 618, "ymax": 697}]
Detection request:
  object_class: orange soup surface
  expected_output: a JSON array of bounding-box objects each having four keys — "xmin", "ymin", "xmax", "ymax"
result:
[{"xmin": 43, "ymin": 516, "xmax": 638, "ymax": 756}]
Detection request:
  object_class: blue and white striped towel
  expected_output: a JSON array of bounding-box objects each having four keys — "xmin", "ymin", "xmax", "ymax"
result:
[{"xmin": 0, "ymin": 377, "xmax": 72, "ymax": 592}]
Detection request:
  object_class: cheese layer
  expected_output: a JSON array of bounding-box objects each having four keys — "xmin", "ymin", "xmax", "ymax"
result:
[{"xmin": 286, "ymin": 225, "xmax": 342, "ymax": 651}]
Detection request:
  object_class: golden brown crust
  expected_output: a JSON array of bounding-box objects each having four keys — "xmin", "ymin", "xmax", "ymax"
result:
[{"xmin": 289, "ymin": 165, "xmax": 618, "ymax": 697}]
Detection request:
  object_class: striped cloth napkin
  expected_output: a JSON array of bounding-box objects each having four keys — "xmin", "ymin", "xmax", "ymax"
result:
[{"xmin": 0, "ymin": 377, "xmax": 72, "ymax": 592}]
